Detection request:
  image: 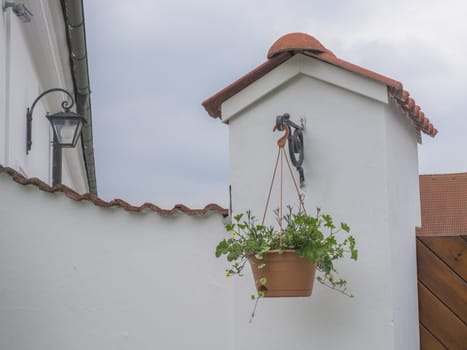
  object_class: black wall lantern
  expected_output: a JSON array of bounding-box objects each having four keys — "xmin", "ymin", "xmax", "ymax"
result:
[{"xmin": 26, "ymin": 88, "xmax": 86, "ymax": 154}]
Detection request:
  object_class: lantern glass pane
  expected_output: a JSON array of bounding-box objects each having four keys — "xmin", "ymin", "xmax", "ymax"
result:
[
  {"xmin": 47, "ymin": 111, "xmax": 85, "ymax": 147},
  {"xmin": 52, "ymin": 118, "xmax": 80, "ymax": 145}
]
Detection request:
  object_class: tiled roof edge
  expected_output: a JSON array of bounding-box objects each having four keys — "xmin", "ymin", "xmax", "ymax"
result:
[
  {"xmin": 202, "ymin": 51, "xmax": 437, "ymax": 137},
  {"xmin": 388, "ymin": 87, "xmax": 437, "ymax": 137},
  {"xmin": 202, "ymin": 52, "xmax": 293, "ymax": 118},
  {"xmin": 0, "ymin": 165, "xmax": 228, "ymax": 217}
]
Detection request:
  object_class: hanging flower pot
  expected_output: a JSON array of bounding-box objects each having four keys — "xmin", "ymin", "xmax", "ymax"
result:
[
  {"xmin": 217, "ymin": 208, "xmax": 357, "ymax": 295},
  {"xmin": 248, "ymin": 250, "xmax": 317, "ymax": 297},
  {"xmin": 215, "ymin": 119, "xmax": 358, "ymax": 321}
]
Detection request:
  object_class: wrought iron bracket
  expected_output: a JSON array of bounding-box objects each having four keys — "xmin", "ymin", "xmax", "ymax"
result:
[
  {"xmin": 275, "ymin": 113, "xmax": 305, "ymax": 186},
  {"xmin": 26, "ymin": 88, "xmax": 75, "ymax": 154}
]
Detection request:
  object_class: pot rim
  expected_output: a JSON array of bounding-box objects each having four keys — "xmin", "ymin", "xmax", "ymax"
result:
[
  {"xmin": 264, "ymin": 249, "xmax": 298, "ymax": 254},
  {"xmin": 247, "ymin": 249, "xmax": 297, "ymax": 258}
]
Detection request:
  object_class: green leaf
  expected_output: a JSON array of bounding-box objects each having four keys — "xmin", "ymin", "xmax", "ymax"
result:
[
  {"xmin": 258, "ymin": 263, "xmax": 266, "ymax": 269},
  {"xmin": 323, "ymin": 214, "xmax": 335, "ymax": 229},
  {"xmin": 348, "ymin": 236, "xmax": 358, "ymax": 260},
  {"xmin": 320, "ymin": 255, "xmax": 333, "ymax": 274},
  {"xmin": 315, "ymin": 246, "xmax": 327, "ymax": 260},
  {"xmin": 259, "ymin": 277, "xmax": 267, "ymax": 286},
  {"xmin": 304, "ymin": 244, "xmax": 317, "ymax": 262},
  {"xmin": 341, "ymin": 222, "xmax": 350, "ymax": 233},
  {"xmin": 227, "ymin": 251, "xmax": 239, "ymax": 261},
  {"xmin": 215, "ymin": 240, "xmax": 228, "ymax": 257},
  {"xmin": 234, "ymin": 213, "xmax": 243, "ymax": 222}
]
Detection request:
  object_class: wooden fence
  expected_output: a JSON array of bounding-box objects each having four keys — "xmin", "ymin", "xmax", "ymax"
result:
[{"xmin": 417, "ymin": 235, "xmax": 467, "ymax": 349}]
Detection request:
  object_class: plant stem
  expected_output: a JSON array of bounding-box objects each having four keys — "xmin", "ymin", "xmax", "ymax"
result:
[
  {"xmin": 249, "ymin": 296, "xmax": 261, "ymax": 323},
  {"xmin": 317, "ymin": 279, "xmax": 354, "ymax": 297}
]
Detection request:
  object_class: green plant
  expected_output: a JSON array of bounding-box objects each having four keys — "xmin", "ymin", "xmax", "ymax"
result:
[{"xmin": 215, "ymin": 207, "xmax": 358, "ymax": 320}]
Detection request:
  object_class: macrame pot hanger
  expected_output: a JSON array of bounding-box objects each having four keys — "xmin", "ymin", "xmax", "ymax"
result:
[{"xmin": 261, "ymin": 119, "xmax": 306, "ymax": 246}]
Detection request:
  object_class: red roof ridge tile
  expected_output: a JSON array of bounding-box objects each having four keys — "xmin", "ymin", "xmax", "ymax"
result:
[
  {"xmin": 202, "ymin": 33, "xmax": 437, "ymax": 138},
  {"xmin": 267, "ymin": 32, "xmax": 336, "ymax": 59},
  {"xmin": 0, "ymin": 165, "xmax": 228, "ymax": 217}
]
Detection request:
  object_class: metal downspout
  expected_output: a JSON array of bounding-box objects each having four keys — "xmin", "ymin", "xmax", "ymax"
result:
[{"xmin": 60, "ymin": 0, "xmax": 97, "ymax": 194}]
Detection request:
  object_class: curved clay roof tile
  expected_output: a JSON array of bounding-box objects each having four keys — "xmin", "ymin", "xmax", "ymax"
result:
[
  {"xmin": 267, "ymin": 32, "xmax": 335, "ymax": 59},
  {"xmin": 413, "ymin": 105, "xmax": 420, "ymax": 115},
  {"xmin": 0, "ymin": 165, "xmax": 228, "ymax": 217},
  {"xmin": 418, "ymin": 111, "xmax": 425, "ymax": 122},
  {"xmin": 401, "ymin": 90, "xmax": 410, "ymax": 101}
]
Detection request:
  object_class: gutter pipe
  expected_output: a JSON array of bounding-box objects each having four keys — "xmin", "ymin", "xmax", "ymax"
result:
[{"xmin": 60, "ymin": 0, "xmax": 97, "ymax": 194}]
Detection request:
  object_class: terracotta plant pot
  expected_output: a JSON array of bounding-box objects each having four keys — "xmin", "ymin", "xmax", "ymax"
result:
[{"xmin": 248, "ymin": 249, "xmax": 317, "ymax": 297}]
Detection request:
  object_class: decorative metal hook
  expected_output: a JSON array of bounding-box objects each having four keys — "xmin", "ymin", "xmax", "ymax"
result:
[
  {"xmin": 275, "ymin": 113, "xmax": 305, "ymax": 186},
  {"xmin": 273, "ymin": 122, "xmax": 290, "ymax": 148},
  {"xmin": 26, "ymin": 88, "xmax": 76, "ymax": 154}
]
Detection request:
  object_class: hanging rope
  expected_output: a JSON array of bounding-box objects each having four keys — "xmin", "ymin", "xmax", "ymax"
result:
[
  {"xmin": 261, "ymin": 122, "xmax": 306, "ymax": 247},
  {"xmin": 284, "ymin": 151, "xmax": 307, "ymax": 215},
  {"xmin": 261, "ymin": 149, "xmax": 281, "ymax": 226}
]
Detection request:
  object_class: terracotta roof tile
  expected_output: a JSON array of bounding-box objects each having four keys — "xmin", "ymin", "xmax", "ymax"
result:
[
  {"xmin": 0, "ymin": 165, "xmax": 228, "ymax": 217},
  {"xmin": 202, "ymin": 52, "xmax": 293, "ymax": 118},
  {"xmin": 417, "ymin": 173, "xmax": 467, "ymax": 236},
  {"xmin": 203, "ymin": 33, "xmax": 437, "ymax": 137},
  {"xmin": 267, "ymin": 32, "xmax": 335, "ymax": 59}
]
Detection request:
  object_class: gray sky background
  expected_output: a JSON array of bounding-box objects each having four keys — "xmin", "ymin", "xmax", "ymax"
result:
[{"xmin": 83, "ymin": 0, "xmax": 467, "ymax": 208}]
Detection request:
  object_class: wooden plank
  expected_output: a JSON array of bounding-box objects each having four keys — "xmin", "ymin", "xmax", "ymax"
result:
[
  {"xmin": 418, "ymin": 236, "xmax": 467, "ymax": 280},
  {"xmin": 420, "ymin": 325, "xmax": 447, "ymax": 350},
  {"xmin": 417, "ymin": 240, "xmax": 467, "ymax": 323},
  {"xmin": 418, "ymin": 282, "xmax": 467, "ymax": 350}
]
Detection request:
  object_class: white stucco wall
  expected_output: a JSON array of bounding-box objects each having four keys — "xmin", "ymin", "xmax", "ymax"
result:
[
  {"xmin": 0, "ymin": 174, "xmax": 231, "ymax": 350},
  {"xmin": 225, "ymin": 55, "xmax": 420, "ymax": 349},
  {"xmin": 384, "ymin": 100, "xmax": 421, "ymax": 350},
  {"xmin": 0, "ymin": 1, "xmax": 88, "ymax": 192}
]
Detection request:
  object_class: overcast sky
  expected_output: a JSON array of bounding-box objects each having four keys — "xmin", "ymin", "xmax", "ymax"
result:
[{"xmin": 83, "ymin": 0, "xmax": 467, "ymax": 208}]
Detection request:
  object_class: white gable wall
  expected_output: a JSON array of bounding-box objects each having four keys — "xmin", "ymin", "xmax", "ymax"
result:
[
  {"xmin": 222, "ymin": 54, "xmax": 388, "ymax": 122},
  {"xmin": 0, "ymin": 1, "xmax": 88, "ymax": 192},
  {"xmin": 226, "ymin": 55, "xmax": 419, "ymax": 349}
]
